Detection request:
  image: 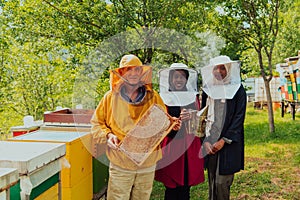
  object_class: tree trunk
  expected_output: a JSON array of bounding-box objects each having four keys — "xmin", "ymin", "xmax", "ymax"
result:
[
  {"xmin": 263, "ymin": 78, "xmax": 275, "ymax": 133},
  {"xmin": 257, "ymin": 47, "xmax": 276, "ymax": 133}
]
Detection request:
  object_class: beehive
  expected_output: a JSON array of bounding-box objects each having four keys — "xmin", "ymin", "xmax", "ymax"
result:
[
  {"xmin": 0, "ymin": 141, "xmax": 65, "ymax": 200},
  {"xmin": 9, "ymin": 130, "xmax": 93, "ymax": 200},
  {"xmin": 0, "ymin": 168, "xmax": 19, "ymax": 200}
]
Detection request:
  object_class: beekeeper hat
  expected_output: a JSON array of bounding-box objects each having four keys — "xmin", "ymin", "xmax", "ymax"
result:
[
  {"xmin": 209, "ymin": 55, "xmax": 236, "ymax": 66},
  {"xmin": 119, "ymin": 54, "xmax": 142, "ymax": 68}
]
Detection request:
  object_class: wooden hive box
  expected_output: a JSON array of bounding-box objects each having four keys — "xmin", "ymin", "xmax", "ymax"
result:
[
  {"xmin": 44, "ymin": 109, "xmax": 94, "ymax": 125},
  {"xmin": 9, "ymin": 130, "xmax": 93, "ymax": 200},
  {"xmin": 0, "ymin": 141, "xmax": 66, "ymax": 200},
  {"xmin": 0, "ymin": 168, "xmax": 19, "ymax": 200}
]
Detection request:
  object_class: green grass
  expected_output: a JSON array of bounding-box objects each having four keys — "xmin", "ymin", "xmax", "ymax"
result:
[{"xmin": 150, "ymin": 103, "xmax": 300, "ymax": 200}]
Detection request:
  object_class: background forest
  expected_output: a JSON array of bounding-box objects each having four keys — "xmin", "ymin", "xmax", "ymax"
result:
[{"xmin": 0, "ymin": 0, "xmax": 299, "ymax": 134}]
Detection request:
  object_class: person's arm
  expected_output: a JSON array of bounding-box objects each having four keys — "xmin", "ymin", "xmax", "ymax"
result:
[
  {"xmin": 211, "ymin": 86, "xmax": 246, "ymax": 153},
  {"xmin": 221, "ymin": 86, "xmax": 246, "ymax": 142},
  {"xmin": 90, "ymin": 92, "xmax": 114, "ymax": 144}
]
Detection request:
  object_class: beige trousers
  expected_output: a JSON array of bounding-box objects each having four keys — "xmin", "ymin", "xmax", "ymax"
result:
[{"xmin": 107, "ymin": 163, "xmax": 156, "ymax": 200}]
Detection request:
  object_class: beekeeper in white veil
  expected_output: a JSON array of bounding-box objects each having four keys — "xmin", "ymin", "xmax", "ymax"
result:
[
  {"xmin": 159, "ymin": 63, "xmax": 198, "ymax": 107},
  {"xmin": 200, "ymin": 55, "xmax": 246, "ymax": 200},
  {"xmin": 155, "ymin": 63, "xmax": 205, "ymax": 200},
  {"xmin": 201, "ymin": 56, "xmax": 241, "ymax": 99},
  {"xmin": 201, "ymin": 56, "xmax": 241, "ymax": 137}
]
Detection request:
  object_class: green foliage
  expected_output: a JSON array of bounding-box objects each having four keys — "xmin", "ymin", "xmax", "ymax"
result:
[
  {"xmin": 274, "ymin": 0, "xmax": 300, "ymax": 63},
  {"xmin": 3, "ymin": 38, "xmax": 79, "ymax": 118},
  {"xmin": 0, "ymin": 0, "xmax": 299, "ymax": 136}
]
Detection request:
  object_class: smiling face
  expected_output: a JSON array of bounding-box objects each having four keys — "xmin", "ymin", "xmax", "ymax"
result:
[
  {"xmin": 170, "ymin": 70, "xmax": 188, "ymax": 91},
  {"xmin": 122, "ymin": 66, "xmax": 143, "ymax": 85},
  {"xmin": 213, "ymin": 64, "xmax": 228, "ymax": 81}
]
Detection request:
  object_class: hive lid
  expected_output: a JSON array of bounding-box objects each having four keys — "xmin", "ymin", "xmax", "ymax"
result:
[
  {"xmin": 10, "ymin": 130, "xmax": 89, "ymax": 143},
  {"xmin": 0, "ymin": 141, "xmax": 66, "ymax": 174},
  {"xmin": 0, "ymin": 168, "xmax": 19, "ymax": 189}
]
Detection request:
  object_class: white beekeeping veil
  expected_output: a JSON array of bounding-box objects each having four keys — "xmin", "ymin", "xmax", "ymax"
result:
[
  {"xmin": 159, "ymin": 63, "xmax": 199, "ymax": 106},
  {"xmin": 201, "ymin": 56, "xmax": 241, "ymax": 99}
]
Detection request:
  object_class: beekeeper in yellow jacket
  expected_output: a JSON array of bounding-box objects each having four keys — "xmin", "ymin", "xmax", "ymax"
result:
[{"xmin": 91, "ymin": 54, "xmax": 180, "ymax": 200}]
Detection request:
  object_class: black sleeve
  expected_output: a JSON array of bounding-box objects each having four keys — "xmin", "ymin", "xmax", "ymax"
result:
[
  {"xmin": 221, "ymin": 85, "xmax": 247, "ymax": 142},
  {"xmin": 201, "ymin": 92, "xmax": 208, "ymax": 109}
]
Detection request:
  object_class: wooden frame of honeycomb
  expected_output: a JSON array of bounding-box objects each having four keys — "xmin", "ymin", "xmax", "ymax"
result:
[{"xmin": 118, "ymin": 104, "xmax": 176, "ymax": 166}]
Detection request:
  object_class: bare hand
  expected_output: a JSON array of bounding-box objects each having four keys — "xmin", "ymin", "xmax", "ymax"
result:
[
  {"xmin": 172, "ymin": 117, "xmax": 182, "ymax": 131},
  {"xmin": 212, "ymin": 139, "xmax": 225, "ymax": 153},
  {"xmin": 107, "ymin": 133, "xmax": 120, "ymax": 149},
  {"xmin": 204, "ymin": 142, "xmax": 214, "ymax": 155},
  {"xmin": 180, "ymin": 109, "xmax": 191, "ymax": 122}
]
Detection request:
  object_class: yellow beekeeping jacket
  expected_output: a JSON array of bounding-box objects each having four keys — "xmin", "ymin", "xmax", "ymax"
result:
[{"xmin": 91, "ymin": 65, "xmax": 167, "ymax": 170}]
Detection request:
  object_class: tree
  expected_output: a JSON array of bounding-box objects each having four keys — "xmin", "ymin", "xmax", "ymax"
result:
[
  {"xmin": 212, "ymin": 0, "xmax": 282, "ymax": 133},
  {"xmin": 108, "ymin": 0, "xmax": 208, "ymax": 63},
  {"xmin": 26, "ymin": 0, "xmax": 212, "ymax": 105},
  {"xmin": 0, "ymin": 0, "xmax": 220, "ymax": 130},
  {"xmin": 274, "ymin": 0, "xmax": 300, "ymax": 61},
  {"xmin": 1, "ymin": 1, "xmax": 84, "ymax": 122},
  {"xmin": 1, "ymin": 0, "xmax": 299, "ymax": 135}
]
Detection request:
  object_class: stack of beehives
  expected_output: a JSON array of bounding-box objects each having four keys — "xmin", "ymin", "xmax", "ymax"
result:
[
  {"xmin": 277, "ymin": 53, "xmax": 300, "ymax": 102},
  {"xmin": 284, "ymin": 56, "xmax": 300, "ymax": 101}
]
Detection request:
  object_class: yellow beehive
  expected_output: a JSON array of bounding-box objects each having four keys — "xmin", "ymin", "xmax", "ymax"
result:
[
  {"xmin": 35, "ymin": 183, "xmax": 59, "ymax": 200},
  {"xmin": 60, "ymin": 132, "xmax": 92, "ymax": 188},
  {"xmin": 62, "ymin": 172, "xmax": 93, "ymax": 200},
  {"xmin": 9, "ymin": 130, "xmax": 93, "ymax": 200}
]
